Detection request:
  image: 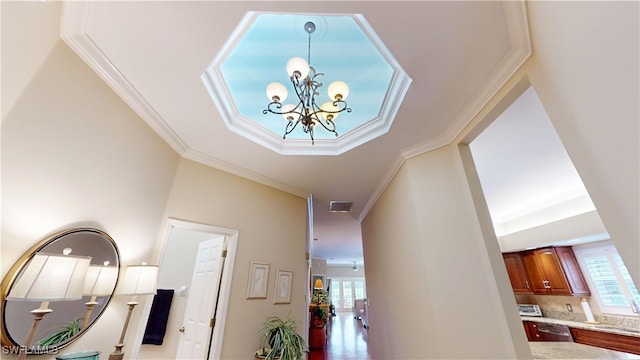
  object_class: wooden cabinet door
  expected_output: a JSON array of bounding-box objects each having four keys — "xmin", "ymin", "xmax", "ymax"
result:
[
  {"xmin": 522, "ymin": 250, "xmax": 548, "ymax": 294},
  {"xmin": 535, "ymin": 247, "xmax": 571, "ymax": 294},
  {"xmin": 507, "ymin": 246, "xmax": 590, "ymax": 296},
  {"xmin": 503, "ymin": 252, "xmax": 533, "ymax": 294},
  {"xmin": 555, "ymin": 246, "xmax": 590, "ymax": 295},
  {"xmin": 522, "ymin": 321, "xmax": 539, "ymax": 341}
]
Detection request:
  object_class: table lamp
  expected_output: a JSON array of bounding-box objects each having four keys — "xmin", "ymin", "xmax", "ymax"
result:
[
  {"xmin": 314, "ymin": 278, "xmax": 323, "ymax": 290},
  {"xmin": 109, "ymin": 263, "xmax": 158, "ymax": 360},
  {"xmin": 6, "ymin": 249, "xmax": 91, "ymax": 360},
  {"xmin": 82, "ymin": 262, "xmax": 119, "ymax": 330}
]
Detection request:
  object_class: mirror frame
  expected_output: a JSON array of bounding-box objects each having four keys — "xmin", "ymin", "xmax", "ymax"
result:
[{"xmin": 1, "ymin": 228, "xmax": 120, "ymax": 353}]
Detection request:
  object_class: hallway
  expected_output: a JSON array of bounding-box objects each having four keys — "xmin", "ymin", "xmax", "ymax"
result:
[{"xmin": 308, "ymin": 312, "xmax": 370, "ymax": 360}]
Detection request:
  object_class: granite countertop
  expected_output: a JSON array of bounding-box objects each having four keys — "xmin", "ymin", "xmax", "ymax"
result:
[
  {"xmin": 529, "ymin": 341, "xmax": 640, "ymax": 359},
  {"xmin": 521, "ymin": 316, "xmax": 640, "ymax": 338}
]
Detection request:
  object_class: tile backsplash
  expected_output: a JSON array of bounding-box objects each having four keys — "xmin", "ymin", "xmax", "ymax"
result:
[{"xmin": 515, "ymin": 294, "xmax": 640, "ymax": 330}]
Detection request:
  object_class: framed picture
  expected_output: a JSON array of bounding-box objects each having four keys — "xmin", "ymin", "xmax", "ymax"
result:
[
  {"xmin": 247, "ymin": 261, "xmax": 270, "ymax": 299},
  {"xmin": 311, "ymin": 274, "xmax": 326, "ymax": 291},
  {"xmin": 274, "ymin": 269, "xmax": 293, "ymax": 304}
]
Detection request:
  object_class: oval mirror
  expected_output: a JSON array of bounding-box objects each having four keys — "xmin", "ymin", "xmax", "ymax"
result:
[{"xmin": 1, "ymin": 228, "xmax": 120, "ymax": 354}]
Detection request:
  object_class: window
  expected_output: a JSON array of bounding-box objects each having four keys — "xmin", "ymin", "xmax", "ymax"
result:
[
  {"xmin": 574, "ymin": 241, "xmax": 640, "ymax": 316},
  {"xmin": 329, "ymin": 277, "xmax": 366, "ymax": 312}
]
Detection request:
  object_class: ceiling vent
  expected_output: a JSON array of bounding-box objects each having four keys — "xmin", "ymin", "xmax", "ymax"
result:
[{"xmin": 329, "ymin": 201, "xmax": 353, "ymax": 213}]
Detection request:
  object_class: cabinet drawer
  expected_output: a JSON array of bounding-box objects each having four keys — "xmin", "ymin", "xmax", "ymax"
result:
[
  {"xmin": 534, "ymin": 323, "xmax": 573, "ymax": 342},
  {"xmin": 523, "ymin": 321, "xmax": 573, "ymax": 342},
  {"xmin": 570, "ymin": 327, "xmax": 640, "ymax": 355}
]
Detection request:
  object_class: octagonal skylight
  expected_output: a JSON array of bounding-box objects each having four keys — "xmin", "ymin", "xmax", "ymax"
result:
[{"xmin": 203, "ymin": 12, "xmax": 411, "ymax": 155}]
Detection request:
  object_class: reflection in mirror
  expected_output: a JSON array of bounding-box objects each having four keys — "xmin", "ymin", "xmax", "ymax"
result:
[{"xmin": 1, "ymin": 228, "xmax": 120, "ymax": 354}]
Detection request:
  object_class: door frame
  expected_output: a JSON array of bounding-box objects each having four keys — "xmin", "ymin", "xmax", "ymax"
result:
[{"xmin": 133, "ymin": 218, "xmax": 238, "ymax": 360}]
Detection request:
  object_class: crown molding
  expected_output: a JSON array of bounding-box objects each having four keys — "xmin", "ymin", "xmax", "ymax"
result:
[
  {"xmin": 60, "ymin": 1, "xmax": 188, "ymax": 157},
  {"xmin": 358, "ymin": 0, "xmax": 531, "ymax": 222}
]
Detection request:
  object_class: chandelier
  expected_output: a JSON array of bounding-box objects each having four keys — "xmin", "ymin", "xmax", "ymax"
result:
[{"xmin": 263, "ymin": 21, "xmax": 351, "ymax": 144}]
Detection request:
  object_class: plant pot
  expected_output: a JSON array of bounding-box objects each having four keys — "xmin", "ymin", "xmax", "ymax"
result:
[
  {"xmin": 308, "ymin": 327, "xmax": 326, "ymax": 350},
  {"xmin": 311, "ymin": 316, "xmax": 326, "ymax": 328}
]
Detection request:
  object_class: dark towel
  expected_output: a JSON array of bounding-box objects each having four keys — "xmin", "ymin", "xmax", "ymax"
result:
[{"xmin": 142, "ymin": 289, "xmax": 174, "ymax": 345}]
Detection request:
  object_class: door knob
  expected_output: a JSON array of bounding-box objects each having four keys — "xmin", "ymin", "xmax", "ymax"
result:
[{"xmin": 179, "ymin": 326, "xmax": 185, "ymax": 333}]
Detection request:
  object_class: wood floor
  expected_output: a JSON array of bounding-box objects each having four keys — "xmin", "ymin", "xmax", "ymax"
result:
[{"xmin": 308, "ymin": 312, "xmax": 370, "ymax": 360}]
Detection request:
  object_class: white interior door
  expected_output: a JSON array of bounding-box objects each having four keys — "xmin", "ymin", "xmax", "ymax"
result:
[{"xmin": 176, "ymin": 236, "xmax": 225, "ymax": 359}]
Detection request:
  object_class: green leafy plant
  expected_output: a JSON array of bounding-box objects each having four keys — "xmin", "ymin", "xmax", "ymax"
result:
[
  {"xmin": 311, "ymin": 305, "xmax": 327, "ymax": 326},
  {"xmin": 37, "ymin": 317, "xmax": 82, "ymax": 347},
  {"xmin": 258, "ymin": 316, "xmax": 307, "ymax": 360},
  {"xmin": 311, "ymin": 289, "xmax": 328, "ymax": 304}
]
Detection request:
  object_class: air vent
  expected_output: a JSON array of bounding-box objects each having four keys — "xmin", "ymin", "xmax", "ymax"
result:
[{"xmin": 329, "ymin": 201, "xmax": 353, "ymax": 213}]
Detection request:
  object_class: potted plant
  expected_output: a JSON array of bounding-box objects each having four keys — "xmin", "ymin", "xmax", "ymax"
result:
[
  {"xmin": 256, "ymin": 316, "xmax": 307, "ymax": 360},
  {"xmin": 310, "ymin": 305, "xmax": 327, "ymax": 327},
  {"xmin": 37, "ymin": 317, "xmax": 83, "ymax": 347}
]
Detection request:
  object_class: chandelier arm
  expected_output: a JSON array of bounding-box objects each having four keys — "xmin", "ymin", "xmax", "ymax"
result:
[
  {"xmin": 289, "ymin": 78, "xmax": 310, "ymax": 108},
  {"xmin": 313, "ymin": 118, "xmax": 339, "ymax": 137},
  {"xmin": 283, "ymin": 119, "xmax": 302, "ymax": 139},
  {"xmin": 307, "ymin": 124, "xmax": 315, "ymax": 145},
  {"xmin": 263, "ymin": 102, "xmax": 284, "ymax": 115},
  {"xmin": 331, "ymin": 99, "xmax": 351, "ymax": 112}
]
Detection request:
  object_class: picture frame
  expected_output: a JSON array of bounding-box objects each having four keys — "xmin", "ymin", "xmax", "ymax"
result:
[
  {"xmin": 311, "ymin": 274, "xmax": 326, "ymax": 291},
  {"xmin": 273, "ymin": 269, "xmax": 293, "ymax": 304},
  {"xmin": 247, "ymin": 261, "xmax": 270, "ymax": 299}
]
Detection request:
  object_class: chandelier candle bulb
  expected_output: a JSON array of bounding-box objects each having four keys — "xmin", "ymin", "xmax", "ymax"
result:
[
  {"xmin": 328, "ymin": 81, "xmax": 350, "ymax": 101},
  {"xmin": 281, "ymin": 104, "xmax": 297, "ymax": 121},
  {"xmin": 286, "ymin": 57, "xmax": 310, "ymax": 79},
  {"xmin": 266, "ymin": 82, "xmax": 288, "ymax": 103}
]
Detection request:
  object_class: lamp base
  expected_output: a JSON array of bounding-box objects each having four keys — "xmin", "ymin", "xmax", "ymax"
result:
[{"xmin": 108, "ymin": 343, "xmax": 124, "ymax": 360}]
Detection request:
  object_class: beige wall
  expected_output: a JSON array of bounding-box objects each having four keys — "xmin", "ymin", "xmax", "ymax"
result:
[
  {"xmin": 361, "ymin": 1, "xmax": 638, "ymax": 358},
  {"xmin": 311, "ymin": 258, "xmax": 327, "ymax": 277},
  {"xmin": 1, "ymin": 25, "xmax": 180, "ymax": 360},
  {"xmin": 155, "ymin": 159, "xmax": 308, "ymax": 359},
  {"xmin": 327, "ymin": 265, "xmax": 365, "ymax": 278},
  {"xmin": 2, "ymin": 3, "xmax": 308, "ymax": 359},
  {"xmin": 524, "ymin": 1, "xmax": 639, "ymax": 282},
  {"xmin": 362, "ymin": 145, "xmax": 529, "ymax": 359}
]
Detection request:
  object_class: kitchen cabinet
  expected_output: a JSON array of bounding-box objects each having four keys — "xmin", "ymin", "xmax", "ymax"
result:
[
  {"xmin": 503, "ymin": 252, "xmax": 533, "ymax": 294},
  {"xmin": 570, "ymin": 327, "xmax": 640, "ymax": 355},
  {"xmin": 521, "ymin": 246, "xmax": 590, "ymax": 295},
  {"xmin": 524, "ymin": 321, "xmax": 573, "ymax": 342}
]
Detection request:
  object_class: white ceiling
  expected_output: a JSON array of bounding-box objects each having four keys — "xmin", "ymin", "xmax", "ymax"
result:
[
  {"xmin": 470, "ymin": 87, "xmax": 592, "ymax": 227},
  {"xmin": 60, "ymin": 1, "xmax": 531, "ymax": 265},
  {"xmin": 203, "ymin": 12, "xmax": 411, "ymax": 155}
]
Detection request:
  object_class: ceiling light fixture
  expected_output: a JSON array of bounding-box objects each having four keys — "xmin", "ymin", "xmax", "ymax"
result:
[
  {"xmin": 352, "ymin": 262, "xmax": 359, "ymax": 271},
  {"xmin": 264, "ymin": 21, "xmax": 351, "ymax": 144}
]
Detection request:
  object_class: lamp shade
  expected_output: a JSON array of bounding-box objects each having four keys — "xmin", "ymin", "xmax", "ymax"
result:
[
  {"xmin": 313, "ymin": 278, "xmax": 324, "ymax": 289},
  {"xmin": 83, "ymin": 265, "xmax": 119, "ymax": 296},
  {"xmin": 327, "ymin": 81, "xmax": 349, "ymax": 101},
  {"xmin": 320, "ymin": 102, "xmax": 341, "ymax": 121},
  {"xmin": 117, "ymin": 264, "xmax": 158, "ymax": 295},
  {"xmin": 266, "ymin": 82, "xmax": 288, "ymax": 103},
  {"xmin": 280, "ymin": 104, "xmax": 297, "ymax": 121},
  {"xmin": 286, "ymin": 57, "xmax": 310, "ymax": 79},
  {"xmin": 7, "ymin": 253, "xmax": 92, "ymax": 301}
]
